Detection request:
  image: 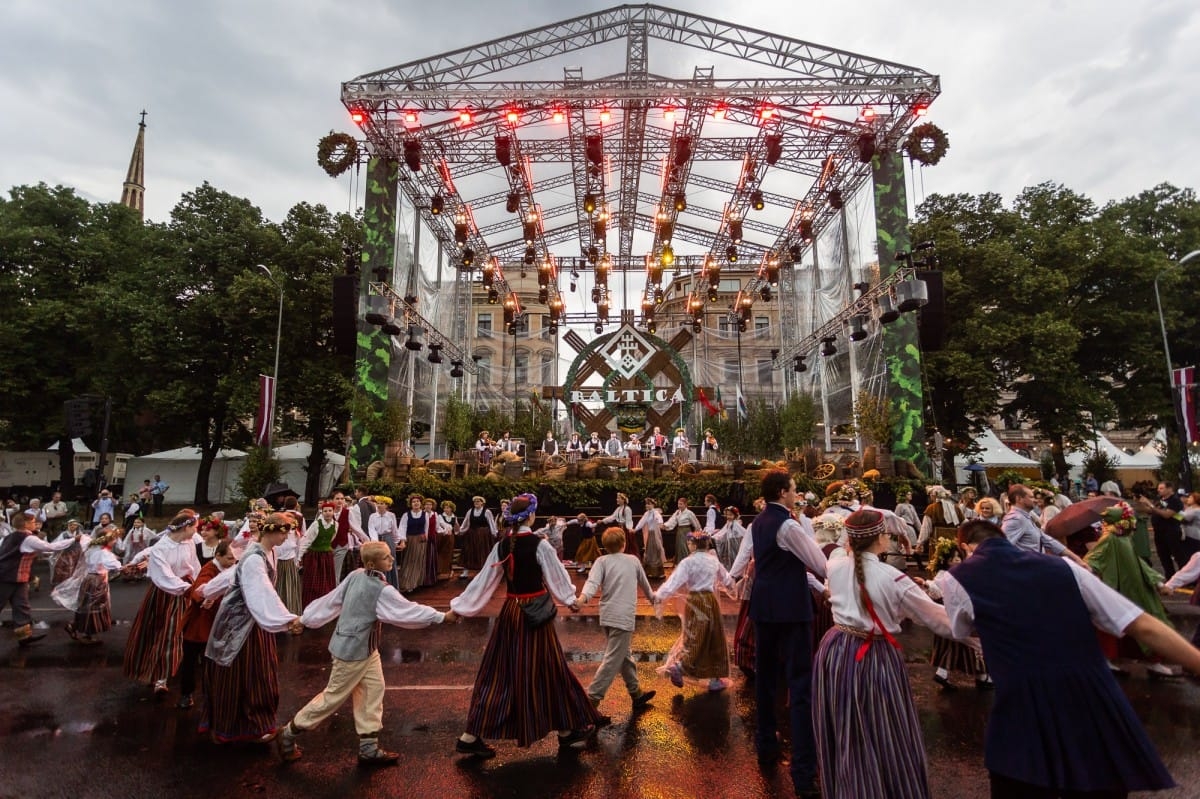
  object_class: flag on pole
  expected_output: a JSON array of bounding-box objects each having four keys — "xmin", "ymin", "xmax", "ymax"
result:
[
  {"xmin": 697, "ymin": 387, "xmax": 719, "ymax": 416},
  {"xmin": 1173, "ymin": 366, "xmax": 1198, "ymax": 444},
  {"xmin": 254, "ymin": 373, "xmax": 276, "ymax": 447},
  {"xmin": 736, "ymin": 384, "xmax": 748, "ymax": 422},
  {"xmin": 715, "ymin": 386, "xmax": 728, "ymax": 420}
]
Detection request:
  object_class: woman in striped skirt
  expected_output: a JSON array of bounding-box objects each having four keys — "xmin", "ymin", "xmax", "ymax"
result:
[
  {"xmin": 457, "ymin": 497, "xmax": 497, "ymax": 579},
  {"xmin": 814, "ymin": 509, "xmax": 970, "ymax": 799},
  {"xmin": 396, "ymin": 495, "xmax": 437, "ymax": 592},
  {"xmin": 450, "ymin": 493, "xmax": 603, "ymax": 757},
  {"xmin": 55, "ymin": 530, "xmax": 122, "ymax": 644},
  {"xmin": 273, "ymin": 509, "xmax": 303, "ymax": 615},
  {"xmin": 176, "ymin": 540, "xmax": 235, "ymax": 709},
  {"xmin": 199, "ymin": 513, "xmax": 302, "ymax": 743},
  {"xmin": 921, "ymin": 538, "xmax": 990, "ymax": 690},
  {"xmin": 122, "ymin": 513, "xmax": 202, "ymax": 695},
  {"xmin": 298, "ymin": 502, "xmax": 339, "ymax": 606}
]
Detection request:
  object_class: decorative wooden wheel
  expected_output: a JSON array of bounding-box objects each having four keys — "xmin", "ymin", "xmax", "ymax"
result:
[
  {"xmin": 811, "ymin": 463, "xmax": 836, "ymax": 479},
  {"xmin": 544, "ymin": 454, "xmax": 567, "ymax": 468}
]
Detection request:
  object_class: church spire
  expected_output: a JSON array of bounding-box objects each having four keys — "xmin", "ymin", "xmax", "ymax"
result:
[{"xmin": 120, "ymin": 111, "xmax": 147, "ymax": 219}]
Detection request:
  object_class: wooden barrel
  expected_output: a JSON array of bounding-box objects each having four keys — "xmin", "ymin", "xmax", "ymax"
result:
[{"xmin": 565, "ymin": 461, "xmax": 579, "ymax": 479}]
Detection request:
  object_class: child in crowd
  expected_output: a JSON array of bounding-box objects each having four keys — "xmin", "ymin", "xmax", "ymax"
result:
[
  {"xmin": 653, "ymin": 532, "xmax": 735, "ymax": 691},
  {"xmin": 576, "ymin": 527, "xmax": 658, "ymax": 721}
]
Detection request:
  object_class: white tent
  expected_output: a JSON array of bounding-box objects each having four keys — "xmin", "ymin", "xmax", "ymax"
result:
[
  {"xmin": 124, "ymin": 447, "xmax": 248, "ymax": 505},
  {"xmin": 1066, "ymin": 434, "xmax": 1162, "ymax": 471},
  {"xmin": 46, "ymin": 438, "xmax": 91, "ymax": 452},
  {"xmin": 954, "ymin": 428, "xmax": 1040, "ymax": 485},
  {"xmin": 272, "ymin": 443, "xmax": 345, "ymax": 501}
]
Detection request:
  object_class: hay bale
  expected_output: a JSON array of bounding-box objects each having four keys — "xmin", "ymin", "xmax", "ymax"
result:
[
  {"xmin": 543, "ymin": 466, "xmax": 567, "ymax": 481},
  {"xmin": 495, "ymin": 451, "xmax": 521, "ymax": 464},
  {"xmin": 426, "ymin": 459, "xmax": 453, "ymax": 471},
  {"xmin": 366, "ymin": 461, "xmax": 386, "ymax": 481},
  {"xmin": 484, "ymin": 471, "xmax": 502, "ymax": 482},
  {"xmin": 408, "ymin": 466, "xmax": 429, "ymax": 479}
]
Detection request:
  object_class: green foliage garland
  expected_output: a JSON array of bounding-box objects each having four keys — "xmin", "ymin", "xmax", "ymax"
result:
[
  {"xmin": 903, "ymin": 123, "xmax": 949, "ymax": 166},
  {"xmin": 317, "ymin": 132, "xmax": 358, "ymax": 178}
]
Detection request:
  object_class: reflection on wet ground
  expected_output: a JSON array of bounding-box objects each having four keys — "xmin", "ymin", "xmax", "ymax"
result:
[{"xmin": 3, "ymin": 574, "xmax": 1199, "ymax": 798}]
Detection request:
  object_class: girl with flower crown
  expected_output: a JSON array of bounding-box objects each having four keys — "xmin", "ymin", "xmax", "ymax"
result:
[
  {"xmin": 1085, "ymin": 501, "xmax": 1178, "ymax": 677},
  {"xmin": 450, "ymin": 493, "xmax": 604, "ymax": 757},
  {"xmin": 54, "ymin": 529, "xmax": 123, "ymax": 645},
  {"xmin": 918, "ymin": 538, "xmax": 992, "ymax": 691},
  {"xmin": 653, "ymin": 531, "xmax": 736, "ymax": 692}
]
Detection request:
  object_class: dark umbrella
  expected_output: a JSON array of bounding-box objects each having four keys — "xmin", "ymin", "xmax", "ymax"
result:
[
  {"xmin": 1043, "ymin": 496, "xmax": 1120, "ymax": 539},
  {"xmin": 965, "ymin": 463, "xmax": 987, "ymax": 472},
  {"xmin": 262, "ymin": 482, "xmax": 300, "ymax": 507}
]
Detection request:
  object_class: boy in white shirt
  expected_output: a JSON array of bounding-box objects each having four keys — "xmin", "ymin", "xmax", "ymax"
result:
[{"xmin": 575, "ymin": 527, "xmax": 657, "ymax": 722}]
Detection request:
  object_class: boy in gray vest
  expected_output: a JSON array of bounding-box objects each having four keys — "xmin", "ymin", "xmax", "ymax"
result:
[{"xmin": 277, "ymin": 542, "xmax": 457, "ymax": 764}]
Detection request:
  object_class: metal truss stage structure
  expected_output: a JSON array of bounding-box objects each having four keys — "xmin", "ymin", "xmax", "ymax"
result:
[{"xmin": 341, "ymin": 3, "xmax": 939, "ymax": 341}]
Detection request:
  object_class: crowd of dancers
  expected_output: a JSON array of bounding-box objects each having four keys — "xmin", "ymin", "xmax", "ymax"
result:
[{"xmin": 3, "ymin": 472, "xmax": 1200, "ymax": 797}]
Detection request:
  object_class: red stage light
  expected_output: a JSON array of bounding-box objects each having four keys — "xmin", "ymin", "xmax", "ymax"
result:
[
  {"xmin": 663, "ymin": 106, "xmax": 676, "ymax": 121},
  {"xmin": 459, "ymin": 109, "xmax": 473, "ymax": 125},
  {"xmin": 599, "ymin": 108, "xmax": 611, "ymax": 124},
  {"xmin": 350, "ymin": 109, "xmax": 366, "ymax": 124},
  {"xmin": 914, "ymin": 104, "xmax": 929, "ymax": 117},
  {"xmin": 810, "ymin": 105, "xmax": 824, "ymax": 120},
  {"xmin": 712, "ymin": 105, "xmax": 727, "ymax": 120},
  {"xmin": 506, "ymin": 109, "xmax": 520, "ymax": 123},
  {"xmin": 404, "ymin": 110, "xmax": 418, "ymax": 124},
  {"xmin": 552, "ymin": 108, "xmax": 565, "ymax": 122},
  {"xmin": 861, "ymin": 105, "xmax": 875, "ymax": 121},
  {"xmin": 759, "ymin": 107, "xmax": 774, "ymax": 121}
]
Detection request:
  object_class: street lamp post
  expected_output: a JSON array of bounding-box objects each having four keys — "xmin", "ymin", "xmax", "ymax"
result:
[
  {"xmin": 1153, "ymin": 249, "xmax": 1200, "ymax": 492},
  {"xmin": 258, "ymin": 264, "xmax": 284, "ymax": 452}
]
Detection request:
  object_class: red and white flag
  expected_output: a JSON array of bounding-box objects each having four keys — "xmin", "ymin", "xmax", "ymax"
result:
[
  {"xmin": 254, "ymin": 373, "xmax": 276, "ymax": 447},
  {"xmin": 1173, "ymin": 367, "xmax": 1197, "ymax": 444}
]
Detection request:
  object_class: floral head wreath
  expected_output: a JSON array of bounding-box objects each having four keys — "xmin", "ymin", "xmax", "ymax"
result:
[
  {"xmin": 1101, "ymin": 501, "xmax": 1136, "ymax": 535},
  {"xmin": 927, "ymin": 537, "xmax": 961, "ymax": 575},
  {"xmin": 502, "ymin": 493, "xmax": 538, "ymax": 526},
  {"xmin": 197, "ymin": 516, "xmax": 225, "ymax": 533}
]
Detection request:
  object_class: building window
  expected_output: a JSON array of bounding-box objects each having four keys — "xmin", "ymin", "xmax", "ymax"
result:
[
  {"xmin": 476, "ymin": 353, "xmax": 491, "ymax": 386},
  {"xmin": 718, "ymin": 317, "xmax": 734, "ymax": 335},
  {"xmin": 540, "ymin": 352, "xmax": 554, "ymax": 385},
  {"xmin": 477, "ymin": 313, "xmax": 493, "ymax": 338},
  {"xmin": 754, "ymin": 316, "xmax": 769, "ymax": 333},
  {"xmin": 718, "ymin": 278, "xmax": 740, "ymax": 293},
  {"xmin": 756, "ymin": 359, "xmax": 773, "ymax": 386},
  {"xmin": 514, "ymin": 350, "xmax": 529, "ymax": 385},
  {"xmin": 723, "ymin": 358, "xmax": 739, "ymax": 382}
]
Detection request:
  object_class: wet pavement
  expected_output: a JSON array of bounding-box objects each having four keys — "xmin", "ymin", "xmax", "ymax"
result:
[{"xmin": 3, "ymin": 566, "xmax": 1200, "ymax": 799}]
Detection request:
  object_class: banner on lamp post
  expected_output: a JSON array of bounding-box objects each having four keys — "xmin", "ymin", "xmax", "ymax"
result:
[
  {"xmin": 1172, "ymin": 366, "xmax": 1197, "ymax": 444},
  {"xmin": 254, "ymin": 373, "xmax": 276, "ymax": 447}
]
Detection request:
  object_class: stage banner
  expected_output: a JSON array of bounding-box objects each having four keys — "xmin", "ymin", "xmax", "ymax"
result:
[
  {"xmin": 254, "ymin": 374, "xmax": 275, "ymax": 447},
  {"xmin": 1173, "ymin": 366, "xmax": 1197, "ymax": 444},
  {"xmin": 872, "ymin": 149, "xmax": 928, "ymax": 471},
  {"xmin": 349, "ymin": 156, "xmax": 400, "ymax": 470}
]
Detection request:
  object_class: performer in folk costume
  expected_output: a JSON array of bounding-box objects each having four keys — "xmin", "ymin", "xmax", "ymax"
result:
[
  {"xmin": 458, "ymin": 496, "xmax": 497, "ymax": 579},
  {"xmin": 671, "ymin": 427, "xmax": 690, "ymax": 460},
  {"xmin": 369, "ymin": 496, "xmax": 401, "ymax": 590},
  {"xmin": 176, "ymin": 540, "xmax": 236, "ymax": 709},
  {"xmin": 430, "ymin": 498, "xmax": 455, "ymax": 580},
  {"xmin": 273, "ymin": 507, "xmax": 304, "ymax": 616},
  {"xmin": 565, "ymin": 432, "xmax": 584, "ymax": 463},
  {"xmin": 278, "ymin": 542, "xmax": 457, "ymax": 765},
  {"xmin": 55, "ymin": 529, "xmax": 123, "ymax": 645},
  {"xmin": 918, "ymin": 485, "xmax": 961, "ymax": 553},
  {"xmin": 576, "ymin": 527, "xmax": 657, "ymax": 719},
  {"xmin": 194, "ymin": 516, "xmax": 227, "ymax": 567},
  {"xmin": 653, "ymin": 531, "xmax": 736, "ymax": 692},
  {"xmin": 122, "ymin": 517, "xmax": 155, "ymax": 565},
  {"xmin": 946, "ymin": 519, "xmax": 1200, "ymax": 798},
  {"xmin": 598, "ymin": 493, "xmax": 638, "ymax": 559},
  {"xmin": 662, "ymin": 496, "xmax": 702, "ymax": 564},
  {"xmin": 585, "ymin": 431, "xmax": 603, "ymax": 458},
  {"xmin": 451, "ymin": 493, "xmax": 604, "ymax": 757},
  {"xmin": 917, "ymin": 538, "xmax": 991, "ymax": 691},
  {"xmin": 712, "ymin": 505, "xmax": 746, "ymax": 570},
  {"xmin": 814, "ymin": 509, "xmax": 968, "ymax": 799},
  {"xmin": 604, "ymin": 431, "xmax": 624, "ymax": 457},
  {"xmin": 200, "ymin": 513, "xmax": 303, "ymax": 743},
  {"xmin": 298, "ymin": 502, "xmax": 339, "ymax": 607},
  {"xmin": 1086, "ymin": 501, "xmax": 1178, "ymax": 677},
  {"xmin": 702, "ymin": 493, "xmax": 721, "ymax": 534},
  {"xmin": 475, "ymin": 430, "xmax": 494, "ymax": 468},
  {"xmin": 649, "ymin": 426, "xmax": 668, "ymax": 463},
  {"xmin": 625, "ymin": 434, "xmax": 642, "ymax": 470},
  {"xmin": 122, "ymin": 513, "xmax": 202, "ymax": 695},
  {"xmin": 701, "ymin": 430, "xmax": 719, "ymax": 464},
  {"xmin": 396, "ymin": 494, "xmax": 437, "ymax": 592},
  {"xmin": 53, "ymin": 517, "xmax": 94, "ymax": 586},
  {"xmin": 0, "ymin": 513, "xmax": 75, "ymax": 646},
  {"xmin": 634, "ymin": 498, "xmax": 666, "ymax": 579},
  {"xmin": 541, "ymin": 431, "xmax": 559, "ymax": 457},
  {"xmin": 569, "ymin": 514, "xmax": 600, "ymax": 570}
]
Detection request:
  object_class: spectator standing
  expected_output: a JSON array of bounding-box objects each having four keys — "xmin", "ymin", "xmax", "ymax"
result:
[{"xmin": 150, "ymin": 475, "xmax": 169, "ymax": 517}]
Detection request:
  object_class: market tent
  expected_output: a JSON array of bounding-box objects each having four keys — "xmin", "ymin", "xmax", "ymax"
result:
[
  {"xmin": 272, "ymin": 443, "xmax": 345, "ymax": 502},
  {"xmin": 1066, "ymin": 434, "xmax": 1162, "ymax": 470},
  {"xmin": 124, "ymin": 447, "xmax": 248, "ymax": 505},
  {"xmin": 46, "ymin": 438, "xmax": 91, "ymax": 452},
  {"xmin": 954, "ymin": 428, "xmax": 1040, "ymax": 485}
]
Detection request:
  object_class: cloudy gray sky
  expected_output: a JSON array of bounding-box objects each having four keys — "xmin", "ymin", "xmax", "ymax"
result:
[{"xmin": 2, "ymin": 0, "xmax": 1197, "ymax": 224}]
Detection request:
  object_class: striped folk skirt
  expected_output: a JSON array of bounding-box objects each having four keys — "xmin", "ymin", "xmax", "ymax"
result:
[
  {"xmin": 642, "ymin": 529, "xmax": 665, "ymax": 578},
  {"xmin": 397, "ymin": 536, "xmax": 433, "ymax": 592},
  {"xmin": 814, "ymin": 627, "xmax": 931, "ymax": 799},
  {"xmin": 200, "ymin": 625, "xmax": 280, "ymax": 743},
  {"xmin": 74, "ymin": 573, "xmax": 113, "ymax": 636},
  {"xmin": 436, "ymin": 531, "xmax": 455, "ymax": 577},
  {"xmin": 274, "ymin": 559, "xmax": 302, "ymax": 615},
  {"xmin": 301, "ymin": 551, "xmax": 336, "ymax": 606},
  {"xmin": 733, "ymin": 599, "xmax": 755, "ymax": 674},
  {"xmin": 676, "ymin": 591, "xmax": 729, "ymax": 679},
  {"xmin": 811, "ymin": 586, "xmax": 834, "ymax": 650},
  {"xmin": 53, "ymin": 542, "xmax": 82, "ymax": 585},
  {"xmin": 462, "ymin": 526, "xmax": 493, "ymax": 571},
  {"xmin": 123, "ymin": 585, "xmax": 188, "ymax": 684},
  {"xmin": 930, "ymin": 634, "xmax": 987, "ymax": 677},
  {"xmin": 465, "ymin": 596, "xmax": 604, "ymax": 747}
]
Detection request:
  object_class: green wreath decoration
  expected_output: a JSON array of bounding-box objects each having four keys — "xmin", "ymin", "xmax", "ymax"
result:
[
  {"xmin": 903, "ymin": 123, "xmax": 949, "ymax": 166},
  {"xmin": 317, "ymin": 132, "xmax": 358, "ymax": 178}
]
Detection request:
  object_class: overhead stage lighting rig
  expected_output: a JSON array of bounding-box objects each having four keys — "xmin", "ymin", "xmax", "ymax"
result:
[{"xmin": 367, "ymin": 282, "xmax": 478, "ymax": 375}]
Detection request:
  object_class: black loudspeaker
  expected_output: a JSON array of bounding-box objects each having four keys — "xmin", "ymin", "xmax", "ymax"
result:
[
  {"xmin": 332, "ymin": 275, "xmax": 358, "ymax": 357},
  {"xmin": 917, "ymin": 270, "xmax": 946, "ymax": 351}
]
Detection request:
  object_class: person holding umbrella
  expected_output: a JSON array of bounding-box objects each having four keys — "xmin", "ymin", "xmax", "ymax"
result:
[{"xmin": 1001, "ymin": 485, "xmax": 1086, "ymax": 565}]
